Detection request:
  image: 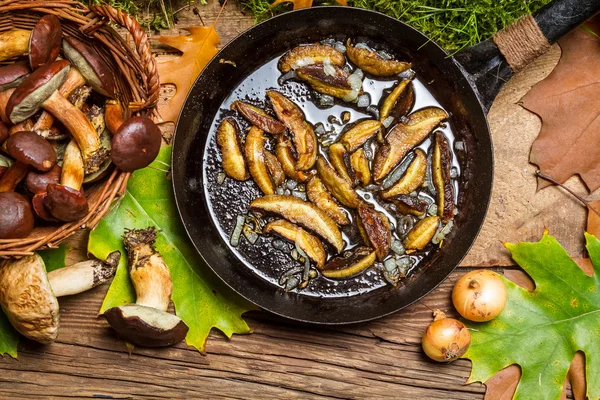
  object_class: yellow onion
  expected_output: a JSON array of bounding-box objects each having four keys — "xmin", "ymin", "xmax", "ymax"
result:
[
  {"xmin": 452, "ymin": 269, "xmax": 508, "ymax": 322},
  {"xmin": 422, "ymin": 310, "xmax": 471, "ymax": 362}
]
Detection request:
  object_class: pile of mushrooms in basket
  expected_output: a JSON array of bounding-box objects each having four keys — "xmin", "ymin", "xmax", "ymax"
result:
[{"xmin": 0, "ymin": 15, "xmax": 172, "ymax": 345}]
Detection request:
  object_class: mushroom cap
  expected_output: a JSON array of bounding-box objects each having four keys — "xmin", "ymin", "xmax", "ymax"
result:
[
  {"xmin": 0, "ymin": 192, "xmax": 34, "ymax": 238},
  {"xmin": 44, "ymin": 184, "xmax": 88, "ymax": 221},
  {"xmin": 111, "ymin": 116, "xmax": 162, "ymax": 172},
  {"xmin": 0, "ymin": 254, "xmax": 59, "ymax": 344},
  {"xmin": 26, "ymin": 164, "xmax": 61, "ymax": 194},
  {"xmin": 62, "ymin": 36, "xmax": 115, "ymax": 98},
  {"xmin": 104, "ymin": 304, "xmax": 189, "ymax": 347},
  {"xmin": 32, "ymin": 192, "xmax": 57, "ymax": 222},
  {"xmin": 29, "ymin": 15, "xmax": 62, "ymax": 70},
  {"xmin": 6, "ymin": 59, "xmax": 70, "ymax": 124},
  {"xmin": 0, "ymin": 121, "xmax": 7, "ymax": 144},
  {"xmin": 6, "ymin": 131, "xmax": 56, "ymax": 171},
  {"xmin": 0, "ymin": 61, "xmax": 30, "ymax": 91}
]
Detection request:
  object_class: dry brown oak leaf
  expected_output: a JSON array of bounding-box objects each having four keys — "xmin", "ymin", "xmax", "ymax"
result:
[
  {"xmin": 483, "ymin": 201, "xmax": 600, "ymax": 400},
  {"xmin": 522, "ymin": 17, "xmax": 600, "ymax": 192},
  {"xmin": 270, "ymin": 0, "xmax": 347, "ymax": 10},
  {"xmin": 156, "ymin": 26, "xmax": 220, "ymax": 123}
]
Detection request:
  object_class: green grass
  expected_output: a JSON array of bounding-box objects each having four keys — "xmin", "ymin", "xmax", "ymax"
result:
[{"xmin": 239, "ymin": 0, "xmax": 552, "ymax": 51}]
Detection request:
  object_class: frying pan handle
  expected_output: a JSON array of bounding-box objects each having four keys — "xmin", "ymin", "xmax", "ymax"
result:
[{"xmin": 455, "ymin": 0, "xmax": 600, "ymax": 112}]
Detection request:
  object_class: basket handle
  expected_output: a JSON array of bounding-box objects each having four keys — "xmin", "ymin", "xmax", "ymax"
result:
[{"xmin": 87, "ymin": 5, "xmax": 160, "ymax": 113}]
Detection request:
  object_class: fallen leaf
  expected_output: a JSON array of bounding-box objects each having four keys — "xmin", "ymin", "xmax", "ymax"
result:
[
  {"xmin": 270, "ymin": 0, "xmax": 347, "ymax": 10},
  {"xmin": 484, "ymin": 365, "xmax": 520, "ymax": 400},
  {"xmin": 156, "ymin": 27, "xmax": 220, "ymax": 124},
  {"xmin": 464, "ymin": 231, "xmax": 600, "ymax": 400},
  {"xmin": 89, "ymin": 146, "xmax": 254, "ymax": 352},
  {"xmin": 522, "ymin": 17, "xmax": 600, "ymax": 192},
  {"xmin": 39, "ymin": 244, "xmax": 69, "ymax": 272}
]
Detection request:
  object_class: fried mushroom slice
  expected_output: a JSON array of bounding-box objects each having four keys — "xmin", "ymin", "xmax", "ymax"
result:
[
  {"xmin": 278, "ymin": 44, "xmax": 346, "ymax": 73},
  {"xmin": 339, "ymin": 120, "xmax": 383, "ymax": 152},
  {"xmin": 245, "ymin": 126, "xmax": 274, "ymax": 194},
  {"xmin": 264, "ymin": 219, "xmax": 326, "ymax": 268},
  {"xmin": 250, "ymin": 194, "xmax": 344, "ymax": 253},
  {"xmin": 264, "ymin": 150, "xmax": 285, "ymax": 187},
  {"xmin": 349, "ymin": 148, "xmax": 371, "ymax": 186},
  {"xmin": 328, "ymin": 142, "xmax": 352, "ymax": 184},
  {"xmin": 380, "ymin": 149, "xmax": 426, "ymax": 199},
  {"xmin": 267, "ymin": 91, "xmax": 317, "ymax": 170},
  {"xmin": 390, "ymin": 195, "xmax": 429, "ymax": 217},
  {"xmin": 231, "ymin": 101, "xmax": 285, "ymax": 135},
  {"xmin": 357, "ymin": 205, "xmax": 391, "ymax": 261},
  {"xmin": 316, "ymin": 157, "xmax": 362, "ymax": 208},
  {"xmin": 403, "ymin": 215, "xmax": 439, "ymax": 250},
  {"xmin": 433, "ymin": 131, "xmax": 455, "ymax": 223},
  {"xmin": 322, "ymin": 247, "xmax": 376, "ymax": 279},
  {"xmin": 379, "ymin": 79, "xmax": 415, "ymax": 122},
  {"xmin": 306, "ymin": 176, "xmax": 350, "ymax": 226},
  {"xmin": 372, "ymin": 107, "xmax": 447, "ymax": 182},
  {"xmin": 275, "ymin": 135, "xmax": 312, "ymax": 182},
  {"xmin": 296, "ymin": 64, "xmax": 359, "ymax": 102},
  {"xmin": 216, "ymin": 118, "xmax": 249, "ymax": 181},
  {"xmin": 345, "ymin": 40, "xmax": 411, "ymax": 77}
]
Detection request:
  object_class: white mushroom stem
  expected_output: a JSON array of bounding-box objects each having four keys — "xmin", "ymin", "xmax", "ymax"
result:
[
  {"xmin": 61, "ymin": 140, "xmax": 84, "ymax": 191},
  {"xmin": 124, "ymin": 228, "xmax": 173, "ymax": 312},
  {"xmin": 34, "ymin": 68, "xmax": 86, "ymax": 132},
  {"xmin": 42, "ymin": 90, "xmax": 103, "ymax": 173},
  {"xmin": 0, "ymin": 30, "xmax": 31, "ymax": 61},
  {"xmin": 48, "ymin": 251, "xmax": 120, "ymax": 297}
]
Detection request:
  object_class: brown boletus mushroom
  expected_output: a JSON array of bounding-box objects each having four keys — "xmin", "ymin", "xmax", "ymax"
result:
[
  {"xmin": 0, "ymin": 191, "xmax": 34, "ymax": 239},
  {"xmin": 104, "ymin": 227, "xmax": 189, "ymax": 347},
  {"xmin": 0, "ymin": 161, "xmax": 29, "ymax": 192},
  {"xmin": 27, "ymin": 164, "xmax": 61, "ymax": 221},
  {"xmin": 29, "ymin": 15, "xmax": 62, "ymax": 70},
  {"xmin": 0, "ymin": 121, "xmax": 7, "ymax": 144},
  {"xmin": 0, "ymin": 154, "xmax": 10, "ymax": 179},
  {"xmin": 0, "ymin": 30, "xmax": 31, "ymax": 62},
  {"xmin": 0, "ymin": 251, "xmax": 120, "ymax": 344},
  {"xmin": 111, "ymin": 116, "xmax": 162, "ymax": 172},
  {"xmin": 62, "ymin": 36, "xmax": 115, "ymax": 98},
  {"xmin": 0, "ymin": 61, "xmax": 30, "ymax": 122},
  {"xmin": 44, "ymin": 140, "xmax": 88, "ymax": 221},
  {"xmin": 6, "ymin": 60, "xmax": 108, "ymax": 173},
  {"xmin": 6, "ymin": 131, "xmax": 56, "ymax": 172}
]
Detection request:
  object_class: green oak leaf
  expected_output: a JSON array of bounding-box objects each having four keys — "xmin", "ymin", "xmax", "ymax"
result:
[
  {"xmin": 88, "ymin": 146, "xmax": 254, "ymax": 352},
  {"xmin": 463, "ymin": 231, "xmax": 600, "ymax": 400},
  {"xmin": 0, "ymin": 244, "xmax": 71, "ymax": 358}
]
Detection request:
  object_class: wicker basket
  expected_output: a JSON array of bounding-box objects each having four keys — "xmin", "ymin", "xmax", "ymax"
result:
[{"xmin": 0, "ymin": 0, "xmax": 160, "ymax": 257}]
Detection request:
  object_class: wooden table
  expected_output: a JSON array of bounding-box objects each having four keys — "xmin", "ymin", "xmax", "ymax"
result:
[{"xmin": 0, "ymin": 1, "xmax": 589, "ymax": 398}]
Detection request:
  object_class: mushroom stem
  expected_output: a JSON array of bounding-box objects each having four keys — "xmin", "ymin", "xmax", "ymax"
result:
[
  {"xmin": 42, "ymin": 90, "xmax": 105, "ymax": 173},
  {"xmin": 47, "ymin": 251, "xmax": 120, "ymax": 297},
  {"xmin": 0, "ymin": 30, "xmax": 31, "ymax": 61},
  {"xmin": 0, "ymin": 88, "xmax": 15, "ymax": 122},
  {"xmin": 124, "ymin": 227, "xmax": 172, "ymax": 312},
  {"xmin": 105, "ymin": 100, "xmax": 124, "ymax": 135},
  {"xmin": 61, "ymin": 140, "xmax": 84, "ymax": 190},
  {"xmin": 34, "ymin": 69, "xmax": 86, "ymax": 132},
  {"xmin": 0, "ymin": 161, "xmax": 28, "ymax": 192}
]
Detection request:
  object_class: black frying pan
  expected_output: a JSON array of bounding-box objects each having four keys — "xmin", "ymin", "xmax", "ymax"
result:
[{"xmin": 172, "ymin": 0, "xmax": 599, "ymax": 324}]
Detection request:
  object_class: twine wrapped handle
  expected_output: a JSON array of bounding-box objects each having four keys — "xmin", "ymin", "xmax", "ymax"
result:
[
  {"xmin": 492, "ymin": 15, "xmax": 551, "ymax": 73},
  {"xmin": 87, "ymin": 5, "xmax": 160, "ymax": 113}
]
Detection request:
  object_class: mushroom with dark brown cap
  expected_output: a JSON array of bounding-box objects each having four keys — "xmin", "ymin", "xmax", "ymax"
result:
[
  {"xmin": 44, "ymin": 140, "xmax": 88, "ymax": 221},
  {"xmin": 0, "ymin": 61, "xmax": 30, "ymax": 122},
  {"xmin": 6, "ymin": 131, "xmax": 56, "ymax": 172},
  {"xmin": 26, "ymin": 164, "xmax": 61, "ymax": 221},
  {"xmin": 104, "ymin": 227, "xmax": 189, "ymax": 347},
  {"xmin": 0, "ymin": 192, "xmax": 34, "ymax": 239},
  {"xmin": 0, "ymin": 251, "xmax": 120, "ymax": 344},
  {"xmin": 111, "ymin": 116, "xmax": 162, "ymax": 172},
  {"xmin": 6, "ymin": 60, "xmax": 108, "ymax": 173},
  {"xmin": 0, "ymin": 154, "xmax": 10, "ymax": 179},
  {"xmin": 62, "ymin": 36, "xmax": 115, "ymax": 98},
  {"xmin": 29, "ymin": 15, "xmax": 62, "ymax": 70},
  {"xmin": 0, "ymin": 121, "xmax": 7, "ymax": 144}
]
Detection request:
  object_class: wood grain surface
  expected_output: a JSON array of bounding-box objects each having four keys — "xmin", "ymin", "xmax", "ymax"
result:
[{"xmin": 0, "ymin": 0, "xmax": 588, "ymax": 398}]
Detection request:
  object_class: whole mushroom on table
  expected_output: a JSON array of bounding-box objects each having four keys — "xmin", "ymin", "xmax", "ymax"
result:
[{"xmin": 0, "ymin": 13, "xmax": 163, "ymax": 239}]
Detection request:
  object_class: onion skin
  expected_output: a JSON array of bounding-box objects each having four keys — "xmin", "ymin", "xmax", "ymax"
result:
[
  {"xmin": 452, "ymin": 270, "xmax": 508, "ymax": 322},
  {"xmin": 422, "ymin": 312, "xmax": 471, "ymax": 362}
]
